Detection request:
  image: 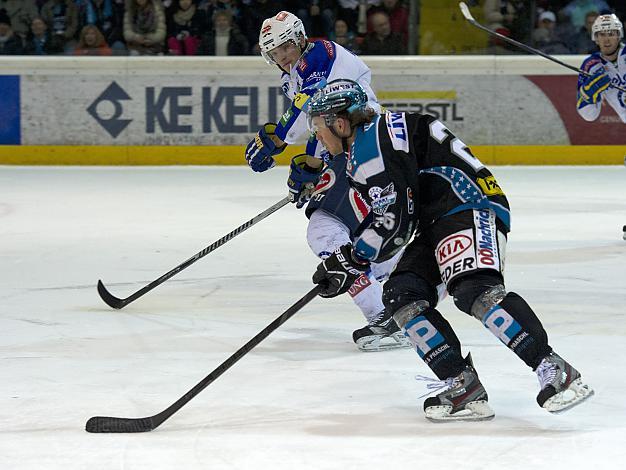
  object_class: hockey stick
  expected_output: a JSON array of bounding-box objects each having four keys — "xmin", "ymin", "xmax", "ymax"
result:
[
  {"xmin": 98, "ymin": 196, "xmax": 291, "ymax": 309},
  {"xmin": 86, "ymin": 285, "xmax": 322, "ymax": 433},
  {"xmin": 458, "ymin": 2, "xmax": 626, "ymax": 93}
]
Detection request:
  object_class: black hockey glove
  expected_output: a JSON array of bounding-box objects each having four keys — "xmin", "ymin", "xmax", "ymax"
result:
[{"xmin": 312, "ymin": 244, "xmax": 370, "ymax": 298}]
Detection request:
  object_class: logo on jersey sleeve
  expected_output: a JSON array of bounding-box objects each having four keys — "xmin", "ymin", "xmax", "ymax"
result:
[
  {"xmin": 368, "ymin": 183, "xmax": 397, "ymax": 215},
  {"xmin": 349, "ymin": 187, "xmax": 370, "ymax": 223},
  {"xmin": 476, "ymin": 176, "xmax": 504, "ymax": 196},
  {"xmin": 293, "ymin": 92, "xmax": 310, "ymax": 110},
  {"xmin": 311, "ymin": 168, "xmax": 336, "ymax": 196},
  {"xmin": 385, "ymin": 112, "xmax": 409, "ymax": 153},
  {"xmin": 322, "ymin": 40, "xmax": 335, "ymax": 58}
]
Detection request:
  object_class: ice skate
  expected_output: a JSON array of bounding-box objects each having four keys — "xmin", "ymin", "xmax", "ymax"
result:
[
  {"xmin": 422, "ymin": 356, "xmax": 495, "ymax": 422},
  {"xmin": 536, "ymin": 352, "xmax": 594, "ymax": 413},
  {"xmin": 352, "ymin": 309, "xmax": 410, "ymax": 352}
]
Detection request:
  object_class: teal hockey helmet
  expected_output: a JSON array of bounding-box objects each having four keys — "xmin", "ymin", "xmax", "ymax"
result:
[{"xmin": 307, "ymin": 79, "xmax": 369, "ymax": 129}]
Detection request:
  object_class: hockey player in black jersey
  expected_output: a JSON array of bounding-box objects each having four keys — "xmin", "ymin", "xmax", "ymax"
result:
[{"xmin": 306, "ymin": 79, "xmax": 594, "ymax": 422}]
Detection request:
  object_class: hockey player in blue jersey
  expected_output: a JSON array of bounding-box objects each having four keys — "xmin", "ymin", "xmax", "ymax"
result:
[
  {"xmin": 577, "ymin": 14, "xmax": 625, "ymax": 123},
  {"xmin": 307, "ymin": 79, "xmax": 593, "ymax": 422},
  {"xmin": 244, "ymin": 11, "xmax": 411, "ymax": 351}
]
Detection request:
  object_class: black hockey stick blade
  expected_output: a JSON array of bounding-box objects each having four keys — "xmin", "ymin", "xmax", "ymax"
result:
[
  {"xmin": 458, "ymin": 2, "xmax": 626, "ymax": 93},
  {"xmin": 85, "ymin": 285, "xmax": 322, "ymax": 433},
  {"xmin": 86, "ymin": 416, "xmax": 155, "ymax": 433},
  {"xmin": 96, "ymin": 196, "xmax": 291, "ymax": 310},
  {"xmin": 97, "ymin": 279, "xmax": 126, "ymax": 309}
]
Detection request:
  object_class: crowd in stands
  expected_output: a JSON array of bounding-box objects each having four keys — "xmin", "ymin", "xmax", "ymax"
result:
[{"xmin": 0, "ymin": 0, "xmax": 623, "ymax": 56}]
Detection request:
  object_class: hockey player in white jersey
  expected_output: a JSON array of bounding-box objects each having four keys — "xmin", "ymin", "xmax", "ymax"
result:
[
  {"xmin": 576, "ymin": 14, "xmax": 626, "ymax": 239},
  {"xmin": 244, "ymin": 11, "xmax": 409, "ymax": 351},
  {"xmin": 577, "ymin": 14, "xmax": 626, "ymax": 123}
]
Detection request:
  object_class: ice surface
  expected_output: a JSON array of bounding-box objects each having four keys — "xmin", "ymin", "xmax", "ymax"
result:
[{"xmin": 0, "ymin": 166, "xmax": 624, "ymax": 469}]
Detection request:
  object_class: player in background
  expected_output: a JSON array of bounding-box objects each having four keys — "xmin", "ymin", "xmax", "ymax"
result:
[
  {"xmin": 307, "ymin": 80, "xmax": 594, "ymax": 422},
  {"xmin": 244, "ymin": 11, "xmax": 410, "ymax": 351},
  {"xmin": 577, "ymin": 14, "xmax": 625, "ymax": 123},
  {"xmin": 576, "ymin": 14, "xmax": 625, "ymax": 239}
]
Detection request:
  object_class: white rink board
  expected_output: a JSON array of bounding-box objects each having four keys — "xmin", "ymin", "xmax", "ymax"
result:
[
  {"xmin": 0, "ymin": 165, "xmax": 625, "ymax": 470},
  {"xmin": 0, "ymin": 55, "xmax": 583, "ymax": 146}
]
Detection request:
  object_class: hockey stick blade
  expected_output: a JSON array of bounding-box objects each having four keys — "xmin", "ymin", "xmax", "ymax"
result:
[
  {"xmin": 86, "ymin": 416, "xmax": 155, "ymax": 433},
  {"xmin": 458, "ymin": 2, "xmax": 626, "ymax": 93},
  {"xmin": 97, "ymin": 280, "xmax": 127, "ymax": 309},
  {"xmin": 85, "ymin": 285, "xmax": 322, "ymax": 433},
  {"xmin": 96, "ymin": 196, "xmax": 291, "ymax": 310}
]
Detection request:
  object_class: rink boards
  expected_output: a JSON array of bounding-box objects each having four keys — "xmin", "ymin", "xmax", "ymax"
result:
[{"xmin": 0, "ymin": 56, "xmax": 624, "ymax": 164}]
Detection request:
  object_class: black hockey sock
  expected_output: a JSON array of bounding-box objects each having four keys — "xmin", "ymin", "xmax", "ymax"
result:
[
  {"xmin": 402, "ymin": 307, "xmax": 467, "ymax": 380},
  {"xmin": 483, "ymin": 292, "xmax": 552, "ymax": 369}
]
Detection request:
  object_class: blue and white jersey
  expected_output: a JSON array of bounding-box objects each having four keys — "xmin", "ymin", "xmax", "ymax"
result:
[
  {"xmin": 274, "ymin": 39, "xmax": 381, "ymax": 157},
  {"xmin": 577, "ymin": 44, "xmax": 626, "ymax": 123}
]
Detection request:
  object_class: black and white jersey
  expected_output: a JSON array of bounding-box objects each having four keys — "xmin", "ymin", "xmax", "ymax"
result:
[{"xmin": 346, "ymin": 111, "xmax": 510, "ymax": 263}]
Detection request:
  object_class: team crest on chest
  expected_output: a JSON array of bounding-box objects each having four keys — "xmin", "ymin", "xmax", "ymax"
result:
[{"xmin": 369, "ymin": 183, "xmax": 397, "ymax": 215}]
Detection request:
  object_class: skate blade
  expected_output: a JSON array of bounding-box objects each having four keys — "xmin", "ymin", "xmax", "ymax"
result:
[
  {"xmin": 355, "ymin": 333, "xmax": 411, "ymax": 352},
  {"xmin": 425, "ymin": 401, "xmax": 495, "ymax": 423},
  {"xmin": 543, "ymin": 378, "xmax": 594, "ymax": 413}
]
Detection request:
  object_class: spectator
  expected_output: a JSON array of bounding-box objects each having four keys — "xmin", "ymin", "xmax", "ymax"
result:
[
  {"xmin": 483, "ymin": 0, "xmax": 530, "ymax": 52},
  {"xmin": 73, "ymin": 24, "xmax": 112, "ymax": 54},
  {"xmin": 0, "ymin": 8, "xmax": 23, "ymax": 54},
  {"xmin": 41, "ymin": 0, "xmax": 79, "ymax": 50},
  {"xmin": 205, "ymin": 0, "xmax": 244, "ymax": 31},
  {"xmin": 166, "ymin": 0, "xmax": 207, "ymax": 55},
  {"xmin": 197, "ymin": 8, "xmax": 248, "ymax": 55},
  {"xmin": 532, "ymin": 10, "xmax": 571, "ymax": 53},
  {"xmin": 242, "ymin": 0, "xmax": 285, "ymax": 54},
  {"xmin": 23, "ymin": 16, "xmax": 64, "ymax": 54},
  {"xmin": 337, "ymin": 0, "xmax": 381, "ymax": 34},
  {"xmin": 74, "ymin": 0, "xmax": 126, "ymax": 52},
  {"xmin": 572, "ymin": 10, "xmax": 599, "ymax": 53},
  {"xmin": 561, "ymin": 0, "xmax": 610, "ymax": 30},
  {"xmin": 287, "ymin": 0, "xmax": 334, "ymax": 38},
  {"xmin": 369, "ymin": 0, "xmax": 408, "ymax": 41},
  {"xmin": 360, "ymin": 10, "xmax": 405, "ymax": 55},
  {"xmin": 0, "ymin": 0, "xmax": 39, "ymax": 40},
  {"xmin": 123, "ymin": 0, "xmax": 166, "ymax": 55},
  {"xmin": 328, "ymin": 18, "xmax": 357, "ymax": 52}
]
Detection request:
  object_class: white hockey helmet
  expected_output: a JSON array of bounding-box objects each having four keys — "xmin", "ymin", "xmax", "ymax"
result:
[
  {"xmin": 591, "ymin": 14, "xmax": 623, "ymax": 40},
  {"xmin": 259, "ymin": 11, "xmax": 307, "ymax": 65}
]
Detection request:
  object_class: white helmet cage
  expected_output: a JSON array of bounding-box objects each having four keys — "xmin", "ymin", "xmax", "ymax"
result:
[
  {"xmin": 259, "ymin": 11, "xmax": 308, "ymax": 65},
  {"xmin": 591, "ymin": 14, "xmax": 624, "ymax": 41}
]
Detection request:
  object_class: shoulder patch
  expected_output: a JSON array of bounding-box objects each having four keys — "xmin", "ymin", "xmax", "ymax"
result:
[
  {"xmin": 385, "ymin": 112, "xmax": 409, "ymax": 152},
  {"xmin": 321, "ymin": 40, "xmax": 335, "ymax": 59}
]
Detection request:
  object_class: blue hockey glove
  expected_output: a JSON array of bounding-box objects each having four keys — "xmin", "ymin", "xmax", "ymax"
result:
[
  {"xmin": 312, "ymin": 245, "xmax": 370, "ymax": 298},
  {"xmin": 579, "ymin": 71, "xmax": 611, "ymax": 105},
  {"xmin": 245, "ymin": 123, "xmax": 287, "ymax": 173},
  {"xmin": 287, "ymin": 154, "xmax": 323, "ymax": 209}
]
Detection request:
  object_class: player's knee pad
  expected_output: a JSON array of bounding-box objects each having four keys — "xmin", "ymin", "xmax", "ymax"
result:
[
  {"xmin": 451, "ymin": 273, "xmax": 506, "ymax": 320},
  {"xmin": 382, "ymin": 272, "xmax": 438, "ymax": 326}
]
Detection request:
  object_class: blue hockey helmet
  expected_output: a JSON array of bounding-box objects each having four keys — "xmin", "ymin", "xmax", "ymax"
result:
[{"xmin": 307, "ymin": 79, "xmax": 369, "ymax": 129}]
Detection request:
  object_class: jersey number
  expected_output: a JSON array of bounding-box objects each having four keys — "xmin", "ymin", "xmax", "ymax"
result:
[{"xmin": 429, "ymin": 120, "xmax": 485, "ymax": 172}]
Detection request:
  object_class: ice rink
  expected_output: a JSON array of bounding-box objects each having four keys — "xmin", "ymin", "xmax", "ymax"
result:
[{"xmin": 1, "ymin": 165, "xmax": 625, "ymax": 469}]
